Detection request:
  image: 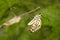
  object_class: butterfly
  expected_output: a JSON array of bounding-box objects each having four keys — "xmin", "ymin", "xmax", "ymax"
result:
[{"xmin": 28, "ymin": 14, "xmax": 41, "ymax": 32}]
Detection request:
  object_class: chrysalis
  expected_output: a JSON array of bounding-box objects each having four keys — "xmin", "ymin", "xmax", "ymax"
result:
[
  {"xmin": 28, "ymin": 14, "xmax": 41, "ymax": 32},
  {"xmin": 3, "ymin": 16, "xmax": 21, "ymax": 26}
]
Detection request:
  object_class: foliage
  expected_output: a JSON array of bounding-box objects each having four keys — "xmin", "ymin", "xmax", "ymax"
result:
[{"xmin": 0, "ymin": 0, "xmax": 60, "ymax": 40}]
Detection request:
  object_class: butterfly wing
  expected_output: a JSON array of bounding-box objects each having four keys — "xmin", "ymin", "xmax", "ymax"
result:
[
  {"xmin": 30, "ymin": 18, "xmax": 41, "ymax": 32},
  {"xmin": 28, "ymin": 14, "xmax": 41, "ymax": 32},
  {"xmin": 28, "ymin": 14, "xmax": 41, "ymax": 25},
  {"xmin": 28, "ymin": 18, "xmax": 36, "ymax": 25}
]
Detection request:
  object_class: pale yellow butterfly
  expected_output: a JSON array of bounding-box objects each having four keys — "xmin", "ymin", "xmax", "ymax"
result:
[{"xmin": 28, "ymin": 14, "xmax": 41, "ymax": 32}]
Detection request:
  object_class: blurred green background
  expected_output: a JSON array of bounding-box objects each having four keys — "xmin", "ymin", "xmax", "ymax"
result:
[{"xmin": 0, "ymin": 0, "xmax": 60, "ymax": 40}]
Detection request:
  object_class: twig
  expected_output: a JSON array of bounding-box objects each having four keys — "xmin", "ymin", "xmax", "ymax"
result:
[{"xmin": 19, "ymin": 7, "xmax": 40, "ymax": 17}]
